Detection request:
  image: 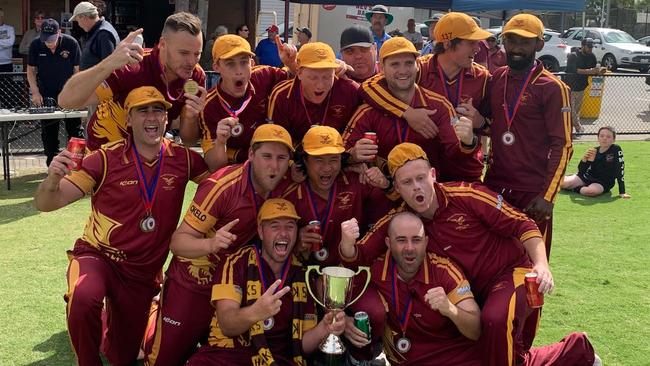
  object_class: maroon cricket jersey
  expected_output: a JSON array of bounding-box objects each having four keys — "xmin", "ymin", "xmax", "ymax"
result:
[
  {"xmin": 200, "ymin": 66, "xmax": 289, "ymax": 163},
  {"xmin": 358, "ymin": 54, "xmax": 490, "ymax": 182},
  {"xmin": 64, "ymin": 138, "xmax": 208, "ymax": 283},
  {"xmin": 487, "ymin": 48, "xmax": 507, "ymax": 74},
  {"xmin": 281, "ymin": 171, "xmax": 391, "ymax": 267},
  {"xmin": 267, "ymin": 77, "xmax": 361, "ymax": 146},
  {"xmin": 342, "ymin": 85, "xmax": 476, "ymax": 179},
  {"xmin": 346, "ymin": 182, "xmax": 540, "ymax": 296},
  {"xmin": 484, "ymin": 62, "xmax": 573, "ymax": 203},
  {"xmin": 474, "ymin": 40, "xmax": 489, "ymax": 66},
  {"xmin": 87, "ymin": 47, "xmax": 206, "ymax": 151},
  {"xmin": 371, "ymin": 251, "xmax": 479, "ymax": 366},
  {"xmin": 207, "ymin": 245, "xmax": 317, "ymax": 364},
  {"xmin": 166, "ymin": 161, "xmax": 291, "ymax": 295}
]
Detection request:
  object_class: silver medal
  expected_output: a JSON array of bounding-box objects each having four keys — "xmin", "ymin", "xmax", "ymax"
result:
[
  {"xmin": 231, "ymin": 123, "xmax": 244, "ymax": 137},
  {"xmin": 396, "ymin": 337, "xmax": 411, "ymax": 353},
  {"xmin": 140, "ymin": 215, "xmax": 156, "ymax": 232},
  {"xmin": 314, "ymin": 248, "xmax": 329, "ymax": 261},
  {"xmin": 263, "ymin": 317, "xmax": 274, "ymax": 330},
  {"xmin": 502, "ymin": 131, "xmax": 515, "ymax": 146}
]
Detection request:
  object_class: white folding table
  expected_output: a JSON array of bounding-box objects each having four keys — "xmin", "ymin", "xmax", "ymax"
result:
[{"xmin": 0, "ymin": 110, "xmax": 88, "ymax": 190}]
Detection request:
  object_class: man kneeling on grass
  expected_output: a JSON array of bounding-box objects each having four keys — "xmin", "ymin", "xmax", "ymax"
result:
[
  {"xmin": 185, "ymin": 198, "xmax": 346, "ymax": 365},
  {"xmin": 33, "ymin": 86, "xmax": 208, "ymax": 366}
]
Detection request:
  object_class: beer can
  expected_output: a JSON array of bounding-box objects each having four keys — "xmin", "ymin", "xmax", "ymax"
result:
[
  {"xmin": 67, "ymin": 137, "xmax": 86, "ymax": 171},
  {"xmin": 308, "ymin": 220, "xmax": 322, "ymax": 251},
  {"xmin": 363, "ymin": 132, "xmax": 378, "ymax": 145},
  {"xmin": 354, "ymin": 311, "xmax": 371, "ymax": 340},
  {"xmin": 524, "ymin": 272, "xmax": 544, "ymax": 308}
]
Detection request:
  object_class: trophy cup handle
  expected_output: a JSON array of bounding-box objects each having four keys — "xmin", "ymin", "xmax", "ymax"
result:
[
  {"xmin": 305, "ymin": 265, "xmax": 326, "ymax": 308},
  {"xmin": 347, "ymin": 266, "xmax": 371, "ymax": 306}
]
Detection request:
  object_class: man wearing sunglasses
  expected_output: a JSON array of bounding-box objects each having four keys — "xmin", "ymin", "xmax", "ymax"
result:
[{"xmin": 565, "ymin": 38, "xmax": 607, "ymax": 135}]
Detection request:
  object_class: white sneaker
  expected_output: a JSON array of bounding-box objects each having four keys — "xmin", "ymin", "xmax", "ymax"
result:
[{"xmin": 593, "ymin": 354, "xmax": 602, "ymax": 366}]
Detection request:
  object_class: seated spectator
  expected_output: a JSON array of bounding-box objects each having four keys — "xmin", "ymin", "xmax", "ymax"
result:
[{"xmin": 562, "ymin": 126, "xmax": 630, "ymax": 199}]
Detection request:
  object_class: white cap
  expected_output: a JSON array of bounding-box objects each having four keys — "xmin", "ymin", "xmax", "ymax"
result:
[{"xmin": 70, "ymin": 2, "xmax": 98, "ymax": 22}]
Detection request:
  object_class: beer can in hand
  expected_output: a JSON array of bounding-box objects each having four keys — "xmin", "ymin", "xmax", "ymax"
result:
[
  {"xmin": 354, "ymin": 311, "xmax": 371, "ymax": 340},
  {"xmin": 364, "ymin": 132, "xmax": 378, "ymax": 145},
  {"xmin": 308, "ymin": 220, "xmax": 322, "ymax": 251},
  {"xmin": 67, "ymin": 137, "xmax": 86, "ymax": 171},
  {"xmin": 524, "ymin": 272, "xmax": 544, "ymax": 308}
]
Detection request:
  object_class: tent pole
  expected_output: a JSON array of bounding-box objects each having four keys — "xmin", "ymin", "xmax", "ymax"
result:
[{"xmin": 284, "ymin": 0, "xmax": 290, "ymax": 43}]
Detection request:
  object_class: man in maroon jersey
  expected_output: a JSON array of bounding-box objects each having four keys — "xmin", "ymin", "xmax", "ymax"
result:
[
  {"xmin": 145, "ymin": 124, "xmax": 295, "ymax": 366},
  {"xmin": 348, "ymin": 211, "xmax": 599, "ymax": 366},
  {"xmin": 199, "ymin": 34, "xmax": 291, "ymax": 171},
  {"xmin": 339, "ymin": 143, "xmax": 554, "ymax": 366},
  {"xmin": 358, "ymin": 12, "xmax": 492, "ymax": 182},
  {"xmin": 185, "ymin": 198, "xmax": 345, "ymax": 365},
  {"xmin": 33, "ymin": 86, "xmax": 208, "ymax": 366},
  {"xmin": 342, "ymin": 37, "xmax": 477, "ymax": 180},
  {"xmin": 267, "ymin": 42, "xmax": 361, "ymax": 146},
  {"xmin": 58, "ymin": 12, "xmax": 207, "ymax": 150},
  {"xmin": 483, "ymin": 14, "xmax": 572, "ymax": 261}
]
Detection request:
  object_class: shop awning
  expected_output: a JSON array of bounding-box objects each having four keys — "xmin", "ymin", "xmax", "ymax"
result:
[{"xmin": 451, "ymin": 0, "xmax": 585, "ymax": 12}]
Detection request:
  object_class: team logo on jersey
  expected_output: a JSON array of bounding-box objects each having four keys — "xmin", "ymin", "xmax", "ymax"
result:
[
  {"xmin": 337, "ymin": 191, "xmax": 353, "ymax": 210},
  {"xmin": 520, "ymin": 91, "xmax": 531, "ymax": 105},
  {"xmin": 60, "ymin": 50, "xmax": 70, "ymax": 59},
  {"xmin": 606, "ymin": 154, "xmax": 614, "ymax": 162},
  {"xmin": 187, "ymin": 260, "xmax": 216, "ymax": 285},
  {"xmin": 330, "ymin": 105, "xmax": 346, "ymax": 118},
  {"xmin": 161, "ymin": 173, "xmax": 178, "ymax": 190},
  {"xmin": 447, "ymin": 213, "xmax": 470, "ymax": 231},
  {"xmin": 119, "ymin": 179, "xmax": 138, "ymax": 186}
]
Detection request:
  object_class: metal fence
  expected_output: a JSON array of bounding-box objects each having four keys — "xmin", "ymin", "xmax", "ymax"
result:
[
  {"xmin": 558, "ymin": 72, "xmax": 650, "ymax": 137},
  {"xmin": 1, "ymin": 71, "xmax": 648, "ymax": 155},
  {"xmin": 0, "ymin": 72, "xmax": 69, "ymax": 154}
]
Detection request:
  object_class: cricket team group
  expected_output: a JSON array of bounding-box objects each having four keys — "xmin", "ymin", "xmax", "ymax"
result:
[{"xmin": 33, "ymin": 7, "xmax": 603, "ymax": 366}]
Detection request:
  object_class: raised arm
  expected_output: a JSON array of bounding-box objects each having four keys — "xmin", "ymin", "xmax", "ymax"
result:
[
  {"xmin": 58, "ymin": 29, "xmax": 144, "ymax": 109},
  {"xmin": 33, "ymin": 151, "xmax": 87, "ymax": 212},
  {"xmin": 169, "ymin": 218, "xmax": 239, "ymax": 258}
]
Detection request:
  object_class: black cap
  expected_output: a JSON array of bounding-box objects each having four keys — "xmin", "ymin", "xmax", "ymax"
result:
[
  {"xmin": 582, "ymin": 37, "xmax": 594, "ymax": 46},
  {"xmin": 296, "ymin": 27, "xmax": 312, "ymax": 39},
  {"xmin": 40, "ymin": 19, "xmax": 60, "ymax": 42},
  {"xmin": 340, "ymin": 25, "xmax": 374, "ymax": 50}
]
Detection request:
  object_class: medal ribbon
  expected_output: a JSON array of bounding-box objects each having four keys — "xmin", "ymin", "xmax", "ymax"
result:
[
  {"xmin": 131, "ymin": 141, "xmax": 166, "ymax": 215},
  {"xmin": 216, "ymin": 86, "xmax": 253, "ymax": 118},
  {"xmin": 305, "ymin": 180, "xmax": 338, "ymax": 237},
  {"xmin": 391, "ymin": 259, "xmax": 413, "ymax": 335},
  {"xmin": 437, "ymin": 64, "xmax": 464, "ymax": 107},
  {"xmin": 254, "ymin": 244, "xmax": 292, "ymax": 293},
  {"xmin": 393, "ymin": 118, "xmax": 410, "ymax": 144},
  {"xmin": 299, "ymin": 84, "xmax": 332, "ymax": 126},
  {"xmin": 502, "ymin": 66, "xmax": 536, "ymax": 130},
  {"xmin": 247, "ymin": 164, "xmax": 263, "ymax": 220}
]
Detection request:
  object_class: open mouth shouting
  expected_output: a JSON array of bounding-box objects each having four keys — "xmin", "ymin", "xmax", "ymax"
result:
[
  {"xmin": 414, "ymin": 193, "xmax": 426, "ymax": 203},
  {"xmin": 144, "ymin": 123, "xmax": 162, "ymax": 139},
  {"xmin": 274, "ymin": 239, "xmax": 290, "ymax": 256}
]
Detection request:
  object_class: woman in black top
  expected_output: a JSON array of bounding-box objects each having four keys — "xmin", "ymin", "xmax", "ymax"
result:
[{"xmin": 562, "ymin": 126, "xmax": 631, "ymax": 199}]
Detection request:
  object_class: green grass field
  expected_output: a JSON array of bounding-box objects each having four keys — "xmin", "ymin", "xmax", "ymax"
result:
[{"xmin": 1, "ymin": 141, "xmax": 648, "ymax": 365}]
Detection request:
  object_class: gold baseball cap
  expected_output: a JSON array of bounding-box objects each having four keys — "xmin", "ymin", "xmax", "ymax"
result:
[
  {"xmin": 212, "ymin": 34, "xmax": 255, "ymax": 61},
  {"xmin": 434, "ymin": 12, "xmax": 492, "ymax": 42},
  {"xmin": 387, "ymin": 143, "xmax": 428, "ymax": 177},
  {"xmin": 297, "ymin": 42, "xmax": 339, "ymax": 69},
  {"xmin": 502, "ymin": 14, "xmax": 544, "ymax": 40},
  {"xmin": 124, "ymin": 86, "xmax": 172, "ymax": 112},
  {"xmin": 250, "ymin": 124, "xmax": 295, "ymax": 152},
  {"xmin": 257, "ymin": 198, "xmax": 300, "ymax": 225},
  {"xmin": 302, "ymin": 125, "xmax": 345, "ymax": 156},
  {"xmin": 379, "ymin": 37, "xmax": 420, "ymax": 62}
]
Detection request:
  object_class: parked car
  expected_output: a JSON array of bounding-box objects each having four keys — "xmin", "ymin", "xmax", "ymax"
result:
[
  {"xmin": 487, "ymin": 27, "xmax": 571, "ymax": 72},
  {"xmin": 560, "ymin": 27, "xmax": 650, "ymax": 72},
  {"xmin": 637, "ymin": 35, "xmax": 650, "ymax": 47},
  {"xmin": 416, "ymin": 22, "xmax": 429, "ymax": 43}
]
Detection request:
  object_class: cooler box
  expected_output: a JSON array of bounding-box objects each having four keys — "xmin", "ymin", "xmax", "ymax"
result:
[{"xmin": 580, "ymin": 75, "xmax": 605, "ymax": 119}]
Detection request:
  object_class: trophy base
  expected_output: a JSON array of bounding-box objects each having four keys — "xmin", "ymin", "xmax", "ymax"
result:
[{"xmin": 319, "ymin": 333, "xmax": 346, "ymax": 355}]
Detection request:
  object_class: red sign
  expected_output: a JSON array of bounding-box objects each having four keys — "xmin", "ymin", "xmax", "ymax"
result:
[{"xmin": 322, "ymin": 4, "xmax": 336, "ymax": 10}]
